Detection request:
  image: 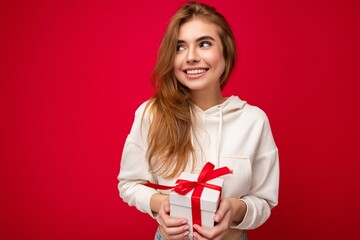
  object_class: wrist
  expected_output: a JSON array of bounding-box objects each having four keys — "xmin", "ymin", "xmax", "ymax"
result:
[
  {"xmin": 150, "ymin": 193, "xmax": 168, "ymax": 213},
  {"xmin": 229, "ymin": 197, "xmax": 247, "ymax": 224}
]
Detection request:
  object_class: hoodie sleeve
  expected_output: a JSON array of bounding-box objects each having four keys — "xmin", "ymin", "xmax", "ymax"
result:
[
  {"xmin": 233, "ymin": 109, "xmax": 279, "ymax": 230},
  {"xmin": 117, "ymin": 102, "xmax": 159, "ymax": 218}
]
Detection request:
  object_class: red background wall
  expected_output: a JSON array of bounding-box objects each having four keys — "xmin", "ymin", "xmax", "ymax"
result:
[{"xmin": 1, "ymin": 0, "xmax": 359, "ymax": 239}]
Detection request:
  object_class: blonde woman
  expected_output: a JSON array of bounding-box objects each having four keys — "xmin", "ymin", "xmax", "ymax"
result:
[{"xmin": 118, "ymin": 2, "xmax": 279, "ymax": 239}]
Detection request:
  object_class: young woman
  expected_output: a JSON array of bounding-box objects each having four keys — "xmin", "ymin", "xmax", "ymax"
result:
[{"xmin": 118, "ymin": 2, "xmax": 279, "ymax": 240}]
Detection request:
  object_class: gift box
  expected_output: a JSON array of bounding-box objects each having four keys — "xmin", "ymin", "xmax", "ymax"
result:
[
  {"xmin": 143, "ymin": 162, "xmax": 231, "ymax": 237},
  {"xmin": 169, "ymin": 171, "xmax": 224, "ymax": 237}
]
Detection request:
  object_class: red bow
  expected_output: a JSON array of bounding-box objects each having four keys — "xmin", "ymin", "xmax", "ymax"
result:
[{"xmin": 144, "ymin": 162, "xmax": 232, "ymax": 231}]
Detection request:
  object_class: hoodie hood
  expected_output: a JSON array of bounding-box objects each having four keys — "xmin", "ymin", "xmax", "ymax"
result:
[{"xmin": 193, "ymin": 95, "xmax": 247, "ymax": 116}]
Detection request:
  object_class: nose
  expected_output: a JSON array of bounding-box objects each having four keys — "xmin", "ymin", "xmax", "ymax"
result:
[{"xmin": 186, "ymin": 47, "xmax": 200, "ymax": 63}]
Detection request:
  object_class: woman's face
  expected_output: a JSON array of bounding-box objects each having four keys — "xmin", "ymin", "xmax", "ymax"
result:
[{"xmin": 174, "ymin": 18, "xmax": 225, "ymax": 95}]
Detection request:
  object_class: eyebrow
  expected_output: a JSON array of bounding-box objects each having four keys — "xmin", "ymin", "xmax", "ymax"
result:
[{"xmin": 177, "ymin": 35, "xmax": 216, "ymax": 44}]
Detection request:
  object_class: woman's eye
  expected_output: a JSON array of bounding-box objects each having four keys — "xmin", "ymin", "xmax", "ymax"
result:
[
  {"xmin": 200, "ymin": 41, "xmax": 212, "ymax": 48},
  {"xmin": 177, "ymin": 45, "xmax": 185, "ymax": 51}
]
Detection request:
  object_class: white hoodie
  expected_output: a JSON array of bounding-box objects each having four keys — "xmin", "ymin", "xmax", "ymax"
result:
[{"xmin": 118, "ymin": 96, "xmax": 279, "ymax": 230}]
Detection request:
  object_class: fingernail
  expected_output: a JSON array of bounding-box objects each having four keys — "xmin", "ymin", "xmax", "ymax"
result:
[
  {"xmin": 183, "ymin": 231, "xmax": 189, "ymax": 236},
  {"xmin": 181, "ymin": 219, "xmax": 188, "ymax": 224},
  {"xmin": 184, "ymin": 225, "xmax": 189, "ymax": 230}
]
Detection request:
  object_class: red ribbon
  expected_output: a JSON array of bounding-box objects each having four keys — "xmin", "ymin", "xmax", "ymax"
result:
[{"xmin": 144, "ymin": 162, "xmax": 232, "ymax": 232}]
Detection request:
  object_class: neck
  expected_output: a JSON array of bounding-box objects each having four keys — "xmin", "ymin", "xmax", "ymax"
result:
[{"xmin": 191, "ymin": 89, "xmax": 224, "ymax": 111}]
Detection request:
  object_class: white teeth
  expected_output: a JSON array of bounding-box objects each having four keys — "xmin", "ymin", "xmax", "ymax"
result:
[{"xmin": 186, "ymin": 69, "xmax": 206, "ymax": 75}]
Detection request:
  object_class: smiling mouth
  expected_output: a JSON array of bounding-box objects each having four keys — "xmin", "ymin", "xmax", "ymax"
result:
[{"xmin": 184, "ymin": 68, "xmax": 209, "ymax": 75}]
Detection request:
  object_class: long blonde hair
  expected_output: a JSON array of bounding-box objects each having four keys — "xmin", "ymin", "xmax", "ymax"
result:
[{"xmin": 144, "ymin": 1, "xmax": 236, "ymax": 178}]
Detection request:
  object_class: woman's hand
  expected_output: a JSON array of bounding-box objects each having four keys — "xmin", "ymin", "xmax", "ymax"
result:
[
  {"xmin": 192, "ymin": 198, "xmax": 246, "ymax": 240},
  {"xmin": 158, "ymin": 197, "xmax": 190, "ymax": 240}
]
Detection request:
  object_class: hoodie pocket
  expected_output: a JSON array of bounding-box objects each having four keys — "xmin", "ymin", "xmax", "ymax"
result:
[{"xmin": 220, "ymin": 156, "xmax": 252, "ymax": 198}]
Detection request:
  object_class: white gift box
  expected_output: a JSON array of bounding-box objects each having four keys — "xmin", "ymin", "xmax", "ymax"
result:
[{"xmin": 169, "ymin": 172, "xmax": 224, "ymax": 237}]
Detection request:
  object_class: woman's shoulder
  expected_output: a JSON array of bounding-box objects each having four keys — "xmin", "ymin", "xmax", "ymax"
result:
[
  {"xmin": 134, "ymin": 100, "xmax": 150, "ymax": 115},
  {"xmin": 244, "ymin": 103, "xmax": 268, "ymax": 119},
  {"xmin": 231, "ymin": 96, "xmax": 270, "ymax": 124},
  {"xmin": 133, "ymin": 98, "xmax": 156, "ymax": 125}
]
